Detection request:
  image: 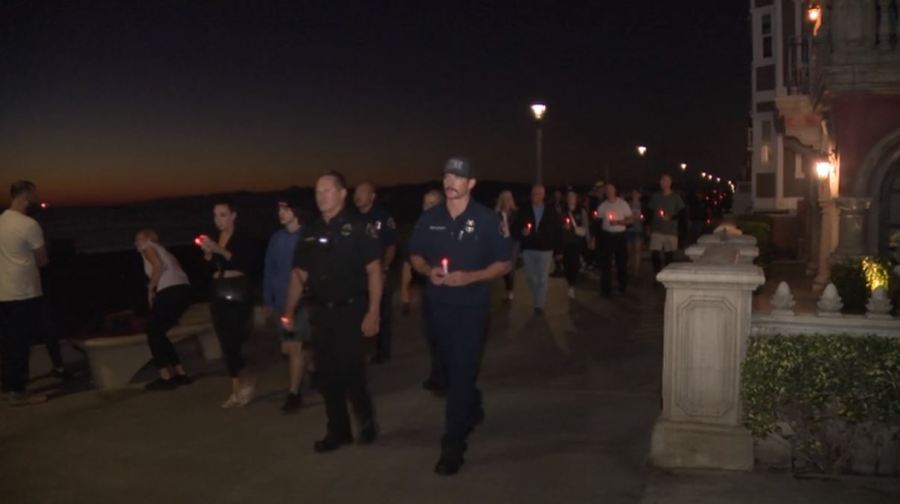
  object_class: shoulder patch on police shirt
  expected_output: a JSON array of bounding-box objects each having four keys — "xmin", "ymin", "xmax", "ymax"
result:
[
  {"xmin": 365, "ymin": 223, "xmax": 380, "ymax": 239},
  {"xmin": 341, "ymin": 223, "xmax": 353, "ymax": 236},
  {"xmin": 386, "ymin": 217, "xmax": 396, "ymax": 229}
]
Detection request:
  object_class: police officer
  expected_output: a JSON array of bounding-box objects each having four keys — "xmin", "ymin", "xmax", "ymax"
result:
[
  {"xmin": 408, "ymin": 157, "xmax": 512, "ymax": 476},
  {"xmin": 353, "ymin": 181, "xmax": 397, "ymax": 364},
  {"xmin": 283, "ymin": 171, "xmax": 383, "ymax": 453}
]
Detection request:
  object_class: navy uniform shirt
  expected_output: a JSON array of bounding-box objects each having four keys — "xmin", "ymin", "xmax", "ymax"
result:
[
  {"xmin": 293, "ymin": 209, "xmax": 381, "ymax": 304},
  {"xmin": 358, "ymin": 204, "xmax": 397, "ymax": 251},
  {"xmin": 408, "ymin": 200, "xmax": 511, "ymax": 307}
]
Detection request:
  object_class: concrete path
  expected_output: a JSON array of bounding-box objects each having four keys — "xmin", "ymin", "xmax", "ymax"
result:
[{"xmin": 2, "ymin": 269, "xmax": 898, "ymax": 503}]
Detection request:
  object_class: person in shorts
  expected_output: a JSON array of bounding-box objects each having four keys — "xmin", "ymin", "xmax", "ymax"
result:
[
  {"xmin": 648, "ymin": 174, "xmax": 685, "ymax": 275},
  {"xmin": 263, "ymin": 197, "xmax": 311, "ymax": 413}
]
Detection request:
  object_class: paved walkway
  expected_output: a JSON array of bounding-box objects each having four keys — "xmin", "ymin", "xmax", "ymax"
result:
[{"xmin": 2, "ymin": 269, "xmax": 898, "ymax": 503}]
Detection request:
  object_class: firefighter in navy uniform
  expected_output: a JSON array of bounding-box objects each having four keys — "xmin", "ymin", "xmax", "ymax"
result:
[
  {"xmin": 283, "ymin": 171, "xmax": 383, "ymax": 453},
  {"xmin": 408, "ymin": 157, "xmax": 512, "ymax": 476},
  {"xmin": 353, "ymin": 182, "xmax": 397, "ymax": 364}
]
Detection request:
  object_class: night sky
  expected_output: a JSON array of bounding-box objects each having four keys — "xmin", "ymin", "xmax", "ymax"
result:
[{"xmin": 2, "ymin": 1, "xmax": 751, "ymax": 206}]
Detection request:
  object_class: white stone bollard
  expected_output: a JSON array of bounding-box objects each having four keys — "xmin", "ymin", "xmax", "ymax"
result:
[
  {"xmin": 817, "ymin": 283, "xmax": 844, "ymax": 317},
  {"xmin": 650, "ymin": 243, "xmax": 765, "ymax": 471},
  {"xmin": 866, "ymin": 287, "xmax": 894, "ymax": 320},
  {"xmin": 769, "ymin": 281, "xmax": 796, "ymax": 317}
]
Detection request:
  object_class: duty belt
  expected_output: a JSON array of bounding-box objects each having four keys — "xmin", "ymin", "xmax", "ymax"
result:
[{"xmin": 312, "ymin": 296, "xmax": 366, "ymax": 309}]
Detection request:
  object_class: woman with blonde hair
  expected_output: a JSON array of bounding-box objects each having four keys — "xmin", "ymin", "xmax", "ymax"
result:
[
  {"xmin": 134, "ymin": 228, "xmax": 192, "ymax": 390},
  {"xmin": 495, "ymin": 190, "xmax": 519, "ymax": 302}
]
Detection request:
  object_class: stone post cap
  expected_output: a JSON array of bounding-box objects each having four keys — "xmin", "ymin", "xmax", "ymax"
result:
[
  {"xmin": 698, "ymin": 234, "xmax": 758, "ymax": 246},
  {"xmin": 656, "ymin": 259, "xmax": 765, "ymax": 289}
]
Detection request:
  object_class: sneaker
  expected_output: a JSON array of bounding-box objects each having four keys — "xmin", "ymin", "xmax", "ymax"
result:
[
  {"xmin": 8, "ymin": 392, "xmax": 48, "ymax": 407},
  {"xmin": 221, "ymin": 394, "xmax": 242, "ymax": 409},
  {"xmin": 236, "ymin": 384, "xmax": 255, "ymax": 407},
  {"xmin": 172, "ymin": 374, "xmax": 194, "ymax": 386},
  {"xmin": 567, "ymin": 287, "xmax": 575, "ymax": 299},
  {"xmin": 281, "ymin": 392, "xmax": 303, "ymax": 413},
  {"xmin": 144, "ymin": 378, "xmax": 176, "ymax": 391}
]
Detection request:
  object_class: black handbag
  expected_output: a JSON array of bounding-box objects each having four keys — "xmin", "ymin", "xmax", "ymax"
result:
[{"xmin": 211, "ymin": 275, "xmax": 248, "ymax": 302}]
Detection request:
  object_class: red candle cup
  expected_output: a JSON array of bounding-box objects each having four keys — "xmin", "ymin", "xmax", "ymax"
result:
[{"xmin": 441, "ymin": 258, "xmax": 449, "ymax": 275}]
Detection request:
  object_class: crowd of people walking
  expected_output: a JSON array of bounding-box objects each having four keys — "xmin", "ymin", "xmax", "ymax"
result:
[{"xmin": 1, "ymin": 162, "xmax": 709, "ymax": 476}]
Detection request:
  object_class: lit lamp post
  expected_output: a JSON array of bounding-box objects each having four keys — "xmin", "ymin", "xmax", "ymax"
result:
[
  {"xmin": 637, "ymin": 145, "xmax": 648, "ymax": 157},
  {"xmin": 812, "ymin": 161, "xmax": 835, "ymax": 290},
  {"xmin": 680, "ymin": 163, "xmax": 687, "ymax": 171},
  {"xmin": 531, "ymin": 103, "xmax": 547, "ymax": 185}
]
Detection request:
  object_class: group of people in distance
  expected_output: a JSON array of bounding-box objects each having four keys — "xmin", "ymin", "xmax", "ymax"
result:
[{"xmin": 0, "ymin": 163, "xmax": 686, "ymax": 477}]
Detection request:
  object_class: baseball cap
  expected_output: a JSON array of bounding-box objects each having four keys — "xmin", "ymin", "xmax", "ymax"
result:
[{"xmin": 443, "ymin": 157, "xmax": 474, "ymax": 178}]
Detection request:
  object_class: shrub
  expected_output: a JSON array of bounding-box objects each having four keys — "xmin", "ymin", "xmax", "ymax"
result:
[
  {"xmin": 831, "ymin": 256, "xmax": 897, "ymax": 314},
  {"xmin": 743, "ymin": 334, "xmax": 900, "ymax": 474}
]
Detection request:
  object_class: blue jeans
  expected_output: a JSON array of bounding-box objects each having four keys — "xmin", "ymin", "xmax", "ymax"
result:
[{"xmin": 522, "ymin": 250, "xmax": 553, "ymax": 309}]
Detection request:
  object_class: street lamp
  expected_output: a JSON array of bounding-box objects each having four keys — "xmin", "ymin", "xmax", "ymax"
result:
[
  {"xmin": 531, "ymin": 103, "xmax": 546, "ymax": 184},
  {"xmin": 680, "ymin": 163, "xmax": 687, "ymax": 171},
  {"xmin": 716, "ymin": 177, "xmax": 721, "ymax": 183},
  {"xmin": 815, "ymin": 161, "xmax": 832, "ymax": 179},
  {"xmin": 700, "ymin": 171, "xmax": 707, "ymax": 178},
  {"xmin": 807, "ymin": 4, "xmax": 821, "ymax": 23},
  {"xmin": 636, "ymin": 145, "xmax": 648, "ymax": 157}
]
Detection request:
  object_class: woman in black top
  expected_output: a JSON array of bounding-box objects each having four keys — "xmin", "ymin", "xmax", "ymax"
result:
[{"xmin": 197, "ymin": 199, "xmax": 257, "ymax": 408}]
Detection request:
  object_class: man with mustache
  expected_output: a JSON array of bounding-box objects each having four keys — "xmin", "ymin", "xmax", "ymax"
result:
[{"xmin": 408, "ymin": 157, "xmax": 512, "ymax": 475}]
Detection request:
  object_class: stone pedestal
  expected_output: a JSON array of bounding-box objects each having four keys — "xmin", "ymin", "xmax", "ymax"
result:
[
  {"xmin": 834, "ymin": 197, "xmax": 872, "ymax": 259},
  {"xmin": 650, "ymin": 244, "xmax": 765, "ymax": 471}
]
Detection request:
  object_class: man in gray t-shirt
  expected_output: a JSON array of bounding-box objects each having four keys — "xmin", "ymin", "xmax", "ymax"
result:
[{"xmin": 647, "ymin": 174, "xmax": 685, "ymax": 274}]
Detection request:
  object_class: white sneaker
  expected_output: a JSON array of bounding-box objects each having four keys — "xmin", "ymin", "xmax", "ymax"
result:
[
  {"xmin": 236, "ymin": 384, "xmax": 255, "ymax": 407},
  {"xmin": 568, "ymin": 287, "xmax": 575, "ymax": 299},
  {"xmin": 221, "ymin": 394, "xmax": 242, "ymax": 409}
]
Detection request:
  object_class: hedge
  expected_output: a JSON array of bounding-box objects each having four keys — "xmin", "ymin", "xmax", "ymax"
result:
[{"xmin": 743, "ymin": 334, "xmax": 900, "ymax": 473}]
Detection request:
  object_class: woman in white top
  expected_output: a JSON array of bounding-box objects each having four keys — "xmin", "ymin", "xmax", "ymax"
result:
[
  {"xmin": 495, "ymin": 190, "xmax": 519, "ymax": 302},
  {"xmin": 135, "ymin": 229, "xmax": 193, "ymax": 390}
]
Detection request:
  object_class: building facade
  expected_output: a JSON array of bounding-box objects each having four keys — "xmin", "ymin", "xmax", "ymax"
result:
[
  {"xmin": 752, "ymin": 0, "xmax": 900, "ymax": 276},
  {"xmin": 750, "ymin": 0, "xmax": 818, "ymax": 212}
]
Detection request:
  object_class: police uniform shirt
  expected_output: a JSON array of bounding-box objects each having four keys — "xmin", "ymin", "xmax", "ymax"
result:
[
  {"xmin": 408, "ymin": 200, "xmax": 511, "ymax": 307},
  {"xmin": 293, "ymin": 209, "xmax": 382, "ymax": 304},
  {"xmin": 359, "ymin": 204, "xmax": 397, "ymax": 251}
]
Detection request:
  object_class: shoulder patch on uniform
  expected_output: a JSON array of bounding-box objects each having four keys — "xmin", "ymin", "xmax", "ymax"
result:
[
  {"xmin": 386, "ymin": 217, "xmax": 396, "ymax": 229},
  {"xmin": 365, "ymin": 223, "xmax": 380, "ymax": 239},
  {"xmin": 341, "ymin": 223, "xmax": 353, "ymax": 237}
]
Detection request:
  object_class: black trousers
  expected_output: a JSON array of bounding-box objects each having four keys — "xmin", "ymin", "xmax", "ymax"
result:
[
  {"xmin": 422, "ymin": 294, "xmax": 446, "ymax": 387},
  {"xmin": 0, "ymin": 297, "xmax": 42, "ymax": 393},
  {"xmin": 430, "ymin": 302, "xmax": 488, "ymax": 455},
  {"xmin": 210, "ymin": 296, "xmax": 253, "ymax": 377},
  {"xmin": 599, "ymin": 231, "xmax": 628, "ymax": 294},
  {"xmin": 375, "ymin": 280, "xmax": 393, "ymax": 358},
  {"xmin": 309, "ymin": 300, "xmax": 375, "ymax": 439},
  {"xmin": 562, "ymin": 242, "xmax": 582, "ymax": 287},
  {"xmin": 147, "ymin": 285, "xmax": 191, "ymax": 369}
]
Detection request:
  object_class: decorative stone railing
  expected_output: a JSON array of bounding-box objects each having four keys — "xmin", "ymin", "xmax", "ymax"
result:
[
  {"xmin": 753, "ymin": 280, "xmax": 899, "ymax": 338},
  {"xmin": 816, "ymin": 0, "xmax": 900, "ymax": 93}
]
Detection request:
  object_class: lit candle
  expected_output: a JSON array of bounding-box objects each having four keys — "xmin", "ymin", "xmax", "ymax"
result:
[
  {"xmin": 441, "ymin": 258, "xmax": 449, "ymax": 275},
  {"xmin": 658, "ymin": 209, "xmax": 665, "ymax": 218},
  {"xmin": 565, "ymin": 216, "xmax": 571, "ymax": 228},
  {"xmin": 526, "ymin": 222, "xmax": 533, "ymax": 233},
  {"xmin": 607, "ymin": 212, "xmax": 615, "ymax": 223},
  {"xmin": 280, "ymin": 316, "xmax": 290, "ymax": 328},
  {"xmin": 592, "ymin": 210, "xmax": 598, "ymax": 219},
  {"xmin": 194, "ymin": 235, "xmax": 206, "ymax": 246}
]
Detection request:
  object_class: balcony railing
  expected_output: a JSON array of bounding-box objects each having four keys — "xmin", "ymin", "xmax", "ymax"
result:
[{"xmin": 814, "ymin": 0, "xmax": 900, "ymax": 92}]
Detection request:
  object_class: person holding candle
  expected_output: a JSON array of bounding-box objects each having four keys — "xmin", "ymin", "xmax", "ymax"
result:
[
  {"xmin": 596, "ymin": 183, "xmax": 633, "ymax": 296},
  {"xmin": 494, "ymin": 190, "xmax": 519, "ymax": 302},
  {"xmin": 517, "ymin": 185, "xmax": 562, "ymax": 314},
  {"xmin": 262, "ymin": 196, "xmax": 311, "ymax": 413},
  {"xmin": 408, "ymin": 157, "xmax": 511, "ymax": 475},
  {"xmin": 560, "ymin": 189, "xmax": 590, "ymax": 299},
  {"xmin": 198, "ymin": 199, "xmax": 259, "ymax": 408},
  {"xmin": 626, "ymin": 189, "xmax": 646, "ymax": 277},
  {"xmin": 648, "ymin": 174, "xmax": 685, "ymax": 275}
]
